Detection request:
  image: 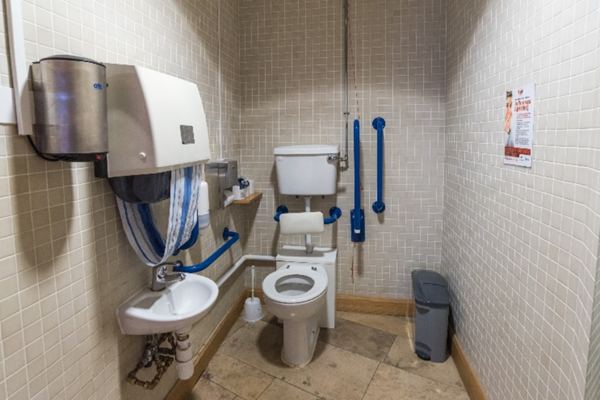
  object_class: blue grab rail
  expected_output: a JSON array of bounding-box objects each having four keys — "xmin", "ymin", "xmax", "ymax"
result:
[
  {"xmin": 372, "ymin": 117, "xmax": 386, "ymax": 214},
  {"xmin": 274, "ymin": 206, "xmax": 289, "ymax": 222},
  {"xmin": 324, "ymin": 207, "xmax": 342, "ymax": 224},
  {"xmin": 351, "ymin": 119, "xmax": 365, "ymax": 242},
  {"xmin": 274, "ymin": 206, "xmax": 342, "ymax": 225},
  {"xmin": 173, "ymin": 228, "xmax": 239, "ymax": 273}
]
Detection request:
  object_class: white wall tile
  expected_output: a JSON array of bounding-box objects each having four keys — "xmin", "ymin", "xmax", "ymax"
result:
[{"xmin": 443, "ymin": 0, "xmax": 600, "ymax": 399}]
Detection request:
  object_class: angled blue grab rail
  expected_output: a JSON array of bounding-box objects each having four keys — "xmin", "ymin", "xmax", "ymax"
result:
[
  {"xmin": 274, "ymin": 205, "xmax": 342, "ymax": 225},
  {"xmin": 372, "ymin": 117, "xmax": 386, "ymax": 214},
  {"xmin": 324, "ymin": 207, "xmax": 342, "ymax": 224},
  {"xmin": 351, "ymin": 119, "xmax": 365, "ymax": 242},
  {"xmin": 274, "ymin": 206, "xmax": 289, "ymax": 222},
  {"xmin": 173, "ymin": 227, "xmax": 239, "ymax": 273}
]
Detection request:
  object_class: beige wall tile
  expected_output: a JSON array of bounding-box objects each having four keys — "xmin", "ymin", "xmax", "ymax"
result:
[
  {"xmin": 0, "ymin": 0, "xmax": 246, "ymax": 399},
  {"xmin": 443, "ymin": 1, "xmax": 600, "ymax": 400},
  {"xmin": 238, "ymin": 0, "xmax": 446, "ymax": 299}
]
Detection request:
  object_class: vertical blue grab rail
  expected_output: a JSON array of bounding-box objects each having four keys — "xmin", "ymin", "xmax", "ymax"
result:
[
  {"xmin": 351, "ymin": 119, "xmax": 365, "ymax": 242},
  {"xmin": 372, "ymin": 117, "xmax": 386, "ymax": 214}
]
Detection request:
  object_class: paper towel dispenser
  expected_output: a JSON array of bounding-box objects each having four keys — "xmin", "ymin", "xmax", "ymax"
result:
[{"xmin": 95, "ymin": 64, "xmax": 211, "ymax": 179}]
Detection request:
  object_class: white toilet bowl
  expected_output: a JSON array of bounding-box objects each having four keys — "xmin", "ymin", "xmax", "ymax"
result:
[{"xmin": 262, "ymin": 264, "xmax": 328, "ymax": 367}]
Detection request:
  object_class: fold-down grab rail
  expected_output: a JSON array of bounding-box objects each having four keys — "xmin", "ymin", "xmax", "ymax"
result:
[
  {"xmin": 372, "ymin": 117, "xmax": 386, "ymax": 214},
  {"xmin": 173, "ymin": 228, "xmax": 239, "ymax": 273},
  {"xmin": 274, "ymin": 206, "xmax": 342, "ymax": 225}
]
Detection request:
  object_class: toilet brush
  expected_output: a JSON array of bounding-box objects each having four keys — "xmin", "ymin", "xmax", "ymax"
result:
[{"xmin": 243, "ymin": 265, "xmax": 263, "ymax": 322}]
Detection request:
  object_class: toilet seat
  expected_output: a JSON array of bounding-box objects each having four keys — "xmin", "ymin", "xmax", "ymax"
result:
[{"xmin": 263, "ymin": 264, "xmax": 327, "ymax": 305}]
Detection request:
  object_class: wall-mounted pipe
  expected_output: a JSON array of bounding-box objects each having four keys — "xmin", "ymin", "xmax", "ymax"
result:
[
  {"xmin": 351, "ymin": 120, "xmax": 365, "ymax": 242},
  {"xmin": 216, "ymin": 254, "xmax": 277, "ymax": 287},
  {"xmin": 173, "ymin": 228, "xmax": 238, "ymax": 273},
  {"xmin": 372, "ymin": 117, "xmax": 386, "ymax": 214},
  {"xmin": 341, "ymin": 0, "xmax": 350, "ymax": 162}
]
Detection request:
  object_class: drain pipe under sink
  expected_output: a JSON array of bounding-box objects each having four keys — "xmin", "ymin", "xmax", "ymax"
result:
[
  {"xmin": 172, "ymin": 255, "xmax": 276, "ymax": 380},
  {"xmin": 174, "ymin": 328, "xmax": 194, "ymax": 380}
]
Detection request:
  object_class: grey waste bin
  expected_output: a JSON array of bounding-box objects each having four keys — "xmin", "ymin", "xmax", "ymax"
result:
[{"xmin": 411, "ymin": 270, "xmax": 450, "ymax": 363}]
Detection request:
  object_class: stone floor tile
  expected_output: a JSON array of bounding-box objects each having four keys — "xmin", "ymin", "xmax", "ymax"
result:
[
  {"xmin": 318, "ymin": 317, "xmax": 396, "ymax": 362},
  {"xmin": 203, "ymin": 352, "xmax": 274, "ymax": 400},
  {"xmin": 384, "ymin": 335, "xmax": 465, "ymax": 390},
  {"xmin": 257, "ymin": 379, "xmax": 320, "ymax": 400},
  {"xmin": 363, "ymin": 363, "xmax": 470, "ymax": 400},
  {"xmin": 226, "ymin": 316, "xmax": 247, "ymax": 339},
  {"xmin": 186, "ymin": 377, "xmax": 237, "ymax": 400},
  {"xmin": 220, "ymin": 321, "xmax": 378, "ymax": 400},
  {"xmin": 337, "ymin": 311, "xmax": 415, "ymax": 338}
]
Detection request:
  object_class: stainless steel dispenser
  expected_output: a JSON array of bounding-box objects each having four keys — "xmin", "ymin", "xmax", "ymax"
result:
[
  {"xmin": 206, "ymin": 160, "xmax": 238, "ymax": 209},
  {"xmin": 31, "ymin": 55, "xmax": 108, "ymax": 161}
]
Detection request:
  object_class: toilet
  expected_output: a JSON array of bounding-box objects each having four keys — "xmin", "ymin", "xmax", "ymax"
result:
[
  {"xmin": 263, "ymin": 246, "xmax": 337, "ymax": 367},
  {"xmin": 263, "ymin": 144, "xmax": 339, "ymax": 367}
]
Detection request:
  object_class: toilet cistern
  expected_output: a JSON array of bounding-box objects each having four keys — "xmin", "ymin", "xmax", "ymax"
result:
[{"xmin": 273, "ymin": 145, "xmax": 339, "ymax": 253}]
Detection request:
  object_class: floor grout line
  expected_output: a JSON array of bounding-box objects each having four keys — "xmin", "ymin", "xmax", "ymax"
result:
[{"xmin": 361, "ymin": 362, "xmax": 383, "ymax": 400}]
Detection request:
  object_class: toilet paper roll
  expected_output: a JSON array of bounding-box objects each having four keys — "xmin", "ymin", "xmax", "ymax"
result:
[
  {"xmin": 279, "ymin": 212, "xmax": 325, "ymax": 235},
  {"xmin": 223, "ymin": 190, "xmax": 234, "ymax": 207},
  {"xmin": 232, "ymin": 185, "xmax": 244, "ymax": 200}
]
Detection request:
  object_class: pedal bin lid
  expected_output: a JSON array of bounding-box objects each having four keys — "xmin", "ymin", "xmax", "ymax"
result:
[{"xmin": 411, "ymin": 270, "xmax": 450, "ymax": 307}]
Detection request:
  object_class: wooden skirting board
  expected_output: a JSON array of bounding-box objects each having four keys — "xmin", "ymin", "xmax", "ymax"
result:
[
  {"xmin": 449, "ymin": 327, "xmax": 489, "ymax": 400},
  {"xmin": 336, "ymin": 294, "xmax": 415, "ymax": 317},
  {"xmin": 167, "ymin": 290, "xmax": 487, "ymax": 400}
]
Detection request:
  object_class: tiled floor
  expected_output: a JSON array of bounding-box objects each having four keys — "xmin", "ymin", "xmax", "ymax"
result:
[{"xmin": 186, "ymin": 311, "xmax": 470, "ymax": 400}]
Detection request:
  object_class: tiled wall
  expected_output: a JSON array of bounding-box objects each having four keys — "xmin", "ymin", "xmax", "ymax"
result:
[
  {"xmin": 238, "ymin": 0, "xmax": 446, "ymax": 298},
  {"xmin": 586, "ymin": 260, "xmax": 600, "ymax": 399},
  {"xmin": 443, "ymin": 1, "xmax": 600, "ymax": 400},
  {"xmin": 1, "ymin": 1, "xmax": 599, "ymax": 399},
  {"xmin": 0, "ymin": 1, "xmax": 246, "ymax": 399}
]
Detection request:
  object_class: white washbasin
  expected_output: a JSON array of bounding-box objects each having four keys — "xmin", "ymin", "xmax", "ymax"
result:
[{"xmin": 117, "ymin": 273, "xmax": 219, "ymax": 335}]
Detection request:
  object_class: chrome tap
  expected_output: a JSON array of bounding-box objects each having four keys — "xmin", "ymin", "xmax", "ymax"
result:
[{"xmin": 152, "ymin": 262, "xmax": 185, "ymax": 291}]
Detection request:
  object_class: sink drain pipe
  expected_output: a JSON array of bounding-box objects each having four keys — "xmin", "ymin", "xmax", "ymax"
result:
[
  {"xmin": 171, "ymin": 254, "xmax": 276, "ymax": 381},
  {"xmin": 174, "ymin": 329, "xmax": 194, "ymax": 380}
]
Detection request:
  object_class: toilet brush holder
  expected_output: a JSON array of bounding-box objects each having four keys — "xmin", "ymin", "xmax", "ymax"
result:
[
  {"xmin": 244, "ymin": 265, "xmax": 262, "ymax": 322},
  {"xmin": 243, "ymin": 297, "xmax": 262, "ymax": 322}
]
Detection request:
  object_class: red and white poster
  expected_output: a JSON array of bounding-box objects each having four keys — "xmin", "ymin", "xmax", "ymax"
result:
[{"xmin": 504, "ymin": 83, "xmax": 535, "ymax": 167}]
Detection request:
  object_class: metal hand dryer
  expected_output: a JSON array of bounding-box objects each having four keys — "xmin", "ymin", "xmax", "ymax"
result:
[{"xmin": 31, "ymin": 55, "xmax": 108, "ymax": 161}]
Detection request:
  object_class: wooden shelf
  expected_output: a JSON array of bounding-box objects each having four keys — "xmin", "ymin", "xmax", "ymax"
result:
[{"xmin": 233, "ymin": 191, "xmax": 263, "ymax": 205}]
